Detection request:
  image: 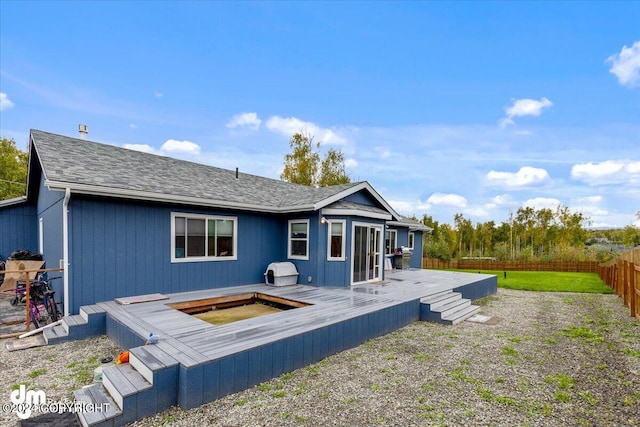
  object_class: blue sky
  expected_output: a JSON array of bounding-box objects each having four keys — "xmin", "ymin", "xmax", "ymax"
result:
[{"xmin": 1, "ymin": 2, "xmax": 638, "ymax": 228}]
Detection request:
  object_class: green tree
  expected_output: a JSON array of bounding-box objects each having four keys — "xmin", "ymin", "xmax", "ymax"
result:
[
  {"xmin": 281, "ymin": 133, "xmax": 320, "ymax": 186},
  {"xmin": 0, "ymin": 138, "xmax": 28, "ymax": 200},
  {"xmin": 318, "ymin": 148, "xmax": 350, "ymax": 186},
  {"xmin": 281, "ymin": 132, "xmax": 350, "ymax": 187}
]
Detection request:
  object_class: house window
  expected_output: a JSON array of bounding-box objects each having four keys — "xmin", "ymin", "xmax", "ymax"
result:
[
  {"xmin": 408, "ymin": 232, "xmax": 415, "ymax": 250},
  {"xmin": 172, "ymin": 213, "xmax": 237, "ymax": 262},
  {"xmin": 385, "ymin": 229, "xmax": 397, "ymax": 255},
  {"xmin": 327, "ymin": 220, "xmax": 346, "ymax": 261},
  {"xmin": 288, "ymin": 219, "xmax": 309, "ymax": 260}
]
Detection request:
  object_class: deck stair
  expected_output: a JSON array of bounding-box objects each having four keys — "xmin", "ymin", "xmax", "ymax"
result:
[
  {"xmin": 419, "ymin": 290, "xmax": 480, "ymax": 325},
  {"xmin": 43, "ymin": 304, "xmax": 106, "ymax": 344},
  {"xmin": 73, "ymin": 345, "xmax": 179, "ymax": 427}
]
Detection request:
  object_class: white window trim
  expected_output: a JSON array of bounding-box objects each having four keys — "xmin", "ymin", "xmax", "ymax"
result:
[
  {"xmin": 408, "ymin": 231, "xmax": 415, "ymax": 250},
  {"xmin": 288, "ymin": 219, "xmax": 309, "ymax": 260},
  {"xmin": 385, "ymin": 229, "xmax": 397, "ymax": 255},
  {"xmin": 171, "ymin": 212, "xmax": 238, "ymax": 263},
  {"xmin": 327, "ymin": 219, "xmax": 346, "ymax": 261}
]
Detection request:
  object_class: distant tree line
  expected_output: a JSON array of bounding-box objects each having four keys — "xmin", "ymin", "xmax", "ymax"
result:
[{"xmin": 421, "ymin": 207, "xmax": 640, "ymax": 263}]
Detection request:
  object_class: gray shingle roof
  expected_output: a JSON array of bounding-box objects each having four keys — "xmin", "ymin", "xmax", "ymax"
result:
[
  {"xmin": 30, "ymin": 130, "xmax": 376, "ymax": 213},
  {"xmin": 388, "ymin": 214, "xmax": 432, "ymax": 231},
  {"xmin": 323, "ymin": 200, "xmax": 392, "ymax": 218}
]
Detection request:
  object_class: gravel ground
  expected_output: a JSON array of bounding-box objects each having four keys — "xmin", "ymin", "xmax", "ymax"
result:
[{"xmin": 1, "ymin": 288, "xmax": 639, "ymax": 427}]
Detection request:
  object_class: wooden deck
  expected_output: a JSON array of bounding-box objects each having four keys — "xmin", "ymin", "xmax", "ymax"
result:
[
  {"xmin": 98, "ymin": 269, "xmax": 493, "ymax": 367},
  {"xmin": 76, "ymin": 269, "xmax": 496, "ymax": 426}
]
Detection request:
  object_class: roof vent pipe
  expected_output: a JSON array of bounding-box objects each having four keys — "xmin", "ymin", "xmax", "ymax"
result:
[
  {"xmin": 78, "ymin": 124, "xmax": 88, "ymax": 140},
  {"xmin": 235, "ymin": 167, "xmax": 239, "ymax": 179}
]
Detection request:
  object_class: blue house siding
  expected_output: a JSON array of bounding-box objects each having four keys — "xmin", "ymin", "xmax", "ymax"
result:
[
  {"xmin": 410, "ymin": 230, "xmax": 424, "ymax": 268},
  {"xmin": 67, "ymin": 196, "xmax": 285, "ymax": 313},
  {"xmin": 36, "ymin": 176, "xmax": 65, "ymax": 286},
  {"xmin": 0, "ymin": 202, "xmax": 37, "ymax": 260},
  {"xmin": 387, "ymin": 226, "xmax": 425, "ymax": 269},
  {"xmin": 343, "ymin": 191, "xmax": 378, "ymax": 207},
  {"xmin": 318, "ymin": 216, "xmax": 350, "ymax": 287}
]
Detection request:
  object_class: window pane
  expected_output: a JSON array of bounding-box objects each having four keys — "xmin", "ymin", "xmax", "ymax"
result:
[
  {"xmin": 291, "ymin": 240, "xmax": 307, "ymax": 256},
  {"xmin": 207, "ymin": 220, "xmax": 216, "ymax": 257},
  {"xmin": 330, "ymin": 222, "xmax": 343, "ymax": 258},
  {"xmin": 217, "ymin": 220, "xmax": 233, "ymax": 236},
  {"xmin": 175, "ymin": 217, "xmax": 185, "ymax": 258},
  {"xmin": 330, "ymin": 235, "xmax": 342, "ymax": 258},
  {"xmin": 217, "ymin": 236, "xmax": 233, "ymax": 256},
  {"xmin": 291, "ymin": 222, "xmax": 307, "ymax": 238},
  {"xmin": 187, "ymin": 219, "xmax": 205, "ymax": 257},
  {"xmin": 217, "ymin": 219, "xmax": 234, "ymax": 256}
]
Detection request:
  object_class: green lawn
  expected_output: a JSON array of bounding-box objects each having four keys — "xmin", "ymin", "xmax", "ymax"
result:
[{"xmin": 452, "ymin": 270, "xmax": 614, "ymax": 294}]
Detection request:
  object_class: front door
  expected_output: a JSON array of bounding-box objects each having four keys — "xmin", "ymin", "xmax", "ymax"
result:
[{"xmin": 352, "ymin": 223, "xmax": 382, "ymax": 284}]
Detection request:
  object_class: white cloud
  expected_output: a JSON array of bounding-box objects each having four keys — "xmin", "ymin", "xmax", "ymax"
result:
[
  {"xmin": 499, "ymin": 97, "xmax": 553, "ymax": 128},
  {"xmin": 123, "ymin": 144, "xmax": 155, "ymax": 154},
  {"xmin": 0, "ymin": 92, "xmax": 15, "ymax": 111},
  {"xmin": 155, "ymin": 92, "xmax": 164, "ymax": 98},
  {"xmin": 160, "ymin": 139, "xmax": 201, "ymax": 155},
  {"xmin": 575, "ymin": 195, "xmax": 602, "ymax": 204},
  {"xmin": 344, "ymin": 158, "xmax": 358, "ymax": 168},
  {"xmin": 571, "ymin": 160, "xmax": 640, "ymax": 185},
  {"xmin": 523, "ymin": 197, "xmax": 560, "ymax": 210},
  {"xmin": 606, "ymin": 41, "xmax": 640, "ymax": 88},
  {"xmin": 426, "ymin": 193, "xmax": 468, "ymax": 208},
  {"xmin": 627, "ymin": 161, "xmax": 640, "ymax": 174},
  {"xmin": 265, "ymin": 115, "xmax": 348, "ymax": 145},
  {"xmin": 226, "ymin": 112, "xmax": 262, "ymax": 130},
  {"xmin": 376, "ymin": 148, "xmax": 391, "ymax": 159},
  {"xmin": 389, "ymin": 200, "xmax": 417, "ymax": 214},
  {"xmin": 490, "ymin": 194, "xmax": 515, "ymax": 206},
  {"xmin": 486, "ymin": 166, "xmax": 550, "ymax": 188},
  {"xmin": 129, "ymin": 123, "xmax": 137, "ymax": 129}
]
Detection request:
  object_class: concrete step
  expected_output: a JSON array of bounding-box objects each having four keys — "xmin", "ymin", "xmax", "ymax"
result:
[
  {"xmin": 73, "ymin": 384, "xmax": 121, "ymax": 427},
  {"xmin": 433, "ymin": 298, "xmax": 471, "ymax": 318},
  {"xmin": 419, "ymin": 291, "xmax": 460, "ymax": 308},
  {"xmin": 441, "ymin": 305, "xmax": 481, "ymax": 325}
]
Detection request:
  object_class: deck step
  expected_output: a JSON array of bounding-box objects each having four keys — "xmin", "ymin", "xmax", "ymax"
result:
[
  {"xmin": 80, "ymin": 304, "xmax": 106, "ymax": 322},
  {"xmin": 129, "ymin": 345, "xmax": 179, "ymax": 384},
  {"xmin": 43, "ymin": 324, "xmax": 68, "ymax": 344},
  {"xmin": 433, "ymin": 298, "xmax": 471, "ymax": 318},
  {"xmin": 102, "ymin": 363, "xmax": 152, "ymax": 410},
  {"xmin": 73, "ymin": 384, "xmax": 121, "ymax": 427},
  {"xmin": 420, "ymin": 292, "xmax": 480, "ymax": 325},
  {"xmin": 420, "ymin": 292, "xmax": 462, "ymax": 310},
  {"xmin": 441, "ymin": 304, "xmax": 481, "ymax": 325}
]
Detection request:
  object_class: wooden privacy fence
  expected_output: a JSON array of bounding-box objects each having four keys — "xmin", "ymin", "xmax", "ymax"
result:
[
  {"xmin": 423, "ymin": 258, "xmax": 599, "ymax": 273},
  {"xmin": 597, "ymin": 248, "xmax": 640, "ymax": 321}
]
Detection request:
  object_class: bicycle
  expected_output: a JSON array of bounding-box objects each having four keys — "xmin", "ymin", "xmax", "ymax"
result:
[{"xmin": 10, "ymin": 276, "xmax": 62, "ymax": 329}]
